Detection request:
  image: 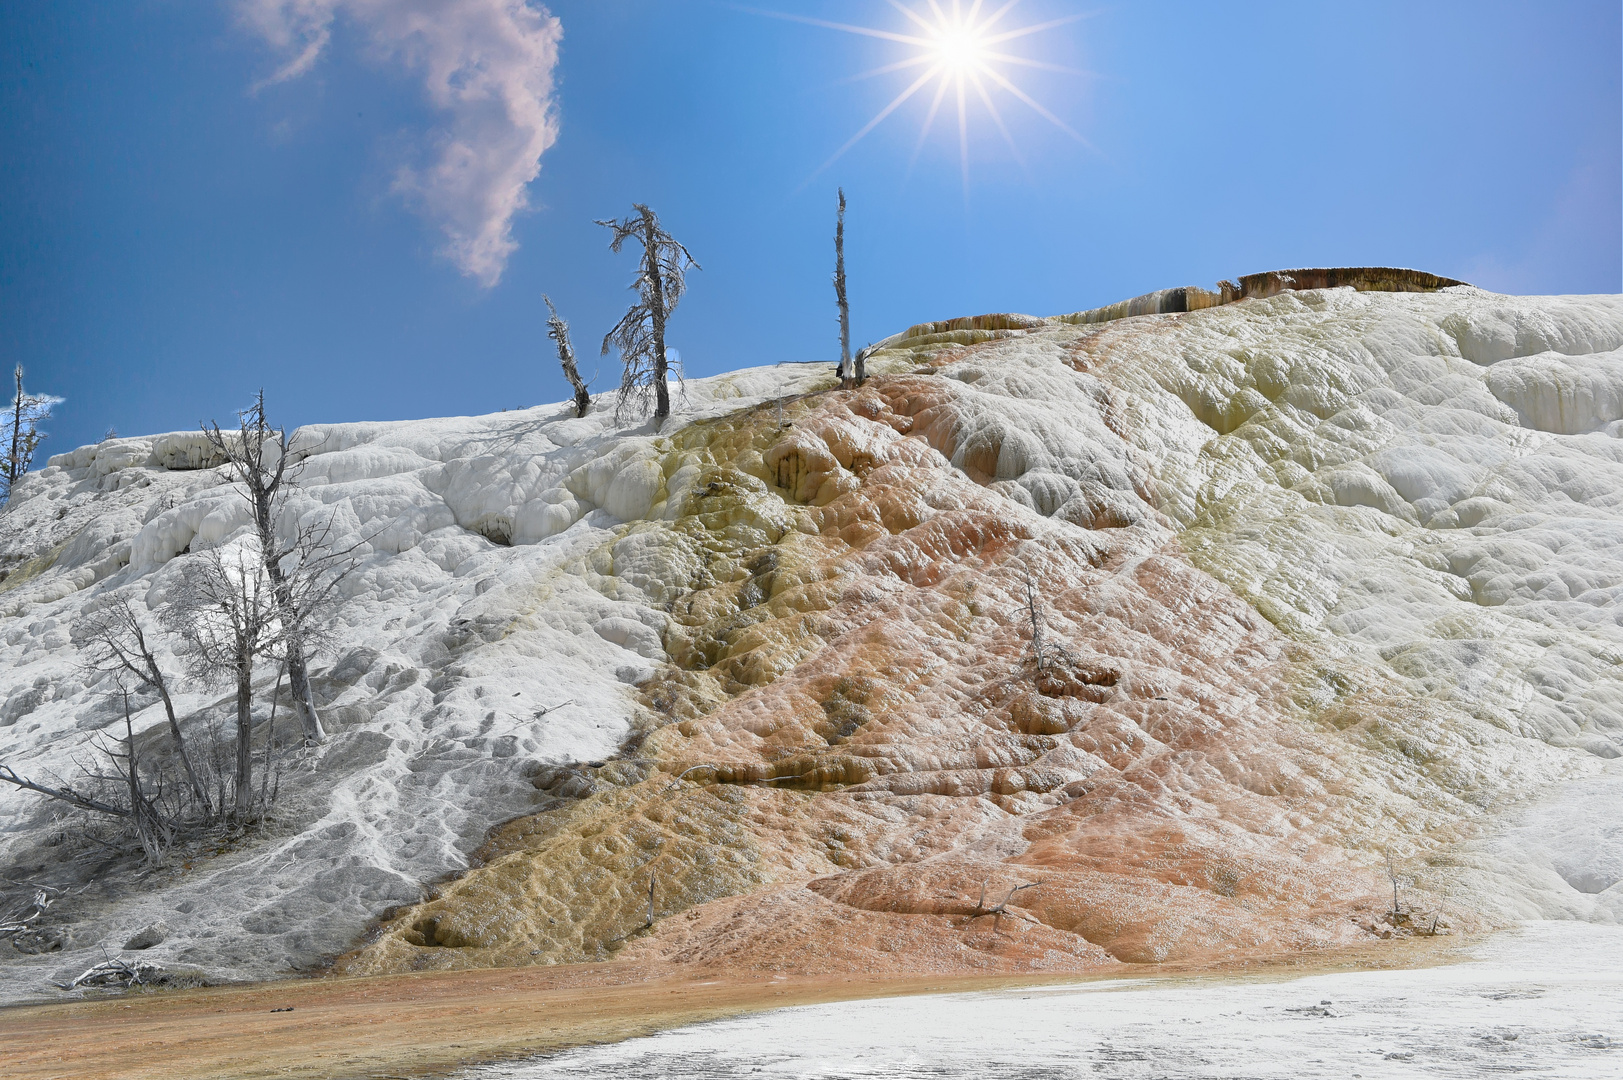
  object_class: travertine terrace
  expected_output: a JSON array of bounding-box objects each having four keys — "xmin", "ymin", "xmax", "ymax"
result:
[{"xmin": 2, "ymin": 276, "xmax": 1620, "ymax": 997}]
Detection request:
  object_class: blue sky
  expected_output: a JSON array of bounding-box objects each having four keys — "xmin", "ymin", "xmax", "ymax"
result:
[{"xmin": 3, "ymin": 0, "xmax": 1619, "ymax": 455}]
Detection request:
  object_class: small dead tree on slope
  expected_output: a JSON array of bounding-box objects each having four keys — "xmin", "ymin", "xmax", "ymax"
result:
[
  {"xmin": 3, "ymin": 364, "xmax": 57, "ymax": 506},
  {"xmin": 834, "ymin": 188, "xmax": 855, "ymax": 388},
  {"xmin": 1384, "ymin": 850, "xmax": 1406, "ymax": 922},
  {"xmin": 1021, "ymin": 575, "xmax": 1075, "ymax": 673},
  {"xmin": 74, "ymin": 596, "xmax": 211, "ymax": 819},
  {"xmin": 973, "ymin": 879, "xmax": 1042, "ymax": 936},
  {"xmin": 111, "ymin": 693, "xmax": 174, "ymax": 863},
  {"xmin": 163, "ymin": 546, "xmax": 279, "ymax": 823},
  {"xmin": 203, "ymin": 392, "xmax": 325, "ymax": 744},
  {"xmin": 0, "ymin": 693, "xmax": 183, "ymax": 865},
  {"xmin": 545, "ymin": 295, "xmax": 591, "ymax": 418},
  {"xmin": 598, "ymin": 204, "xmax": 700, "ymax": 426},
  {"xmin": 1023, "ymin": 576, "xmax": 1048, "ymax": 670}
]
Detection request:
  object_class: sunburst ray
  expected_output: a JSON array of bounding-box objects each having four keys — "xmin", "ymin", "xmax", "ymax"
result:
[
  {"xmin": 753, "ymin": 1, "xmax": 1092, "ymax": 197},
  {"xmin": 799, "ymin": 63, "xmax": 944, "ymax": 190},
  {"xmin": 907, "ymin": 75, "xmax": 955, "ymax": 176}
]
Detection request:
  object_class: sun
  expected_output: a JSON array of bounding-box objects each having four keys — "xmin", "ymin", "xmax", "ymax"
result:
[
  {"xmin": 932, "ymin": 23, "xmax": 986, "ymax": 71},
  {"xmin": 755, "ymin": 1, "xmax": 1092, "ymax": 195}
]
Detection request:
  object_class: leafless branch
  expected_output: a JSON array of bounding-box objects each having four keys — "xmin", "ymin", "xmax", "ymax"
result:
[
  {"xmin": 61, "ymin": 950, "xmax": 158, "ymax": 991},
  {"xmin": 201, "ymin": 392, "xmax": 333, "ymax": 744},
  {"xmin": 0, "ymin": 887, "xmax": 58, "ymax": 937},
  {"xmin": 162, "ymin": 546, "xmax": 279, "ymax": 822},
  {"xmin": 74, "ymin": 596, "xmax": 210, "ymax": 817},
  {"xmin": 972, "ymin": 879, "xmax": 1043, "ymax": 936},
  {"xmin": 0, "ymin": 763, "xmax": 131, "ymax": 819}
]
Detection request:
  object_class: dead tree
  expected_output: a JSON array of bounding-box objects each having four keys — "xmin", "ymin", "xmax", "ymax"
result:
[
  {"xmin": 834, "ymin": 188, "xmax": 855, "ymax": 388},
  {"xmin": 1023, "ymin": 577, "xmax": 1048, "ymax": 670},
  {"xmin": 1021, "ymin": 574, "xmax": 1076, "ymax": 674},
  {"xmin": 0, "ymin": 698, "xmax": 175, "ymax": 864},
  {"xmin": 545, "ymin": 295, "xmax": 591, "ymax": 418},
  {"xmin": 0, "ymin": 885, "xmax": 63, "ymax": 940},
  {"xmin": 163, "ymin": 546, "xmax": 278, "ymax": 822},
  {"xmin": 3, "ymin": 364, "xmax": 55, "ymax": 505},
  {"xmin": 62, "ymin": 952, "xmax": 159, "ymax": 990},
  {"xmin": 1385, "ymin": 850, "xmax": 1404, "ymax": 920},
  {"xmin": 598, "ymin": 205, "xmax": 700, "ymax": 425},
  {"xmin": 0, "ymin": 764, "xmax": 131, "ymax": 824},
  {"xmin": 114, "ymin": 694, "xmax": 172, "ymax": 862},
  {"xmin": 973, "ymin": 880, "xmax": 1042, "ymax": 935},
  {"xmin": 203, "ymin": 392, "xmax": 324, "ymax": 744},
  {"xmin": 74, "ymin": 596, "xmax": 210, "ymax": 819}
]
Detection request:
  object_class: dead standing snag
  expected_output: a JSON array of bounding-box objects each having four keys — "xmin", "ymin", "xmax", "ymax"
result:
[
  {"xmin": 115, "ymin": 692, "xmax": 173, "ymax": 863},
  {"xmin": 834, "ymin": 188, "xmax": 856, "ymax": 388},
  {"xmin": 162, "ymin": 546, "xmax": 279, "ymax": 823},
  {"xmin": 545, "ymin": 295, "xmax": 591, "ymax": 418},
  {"xmin": 3, "ymin": 364, "xmax": 55, "ymax": 506},
  {"xmin": 1384, "ymin": 850, "xmax": 1405, "ymax": 923},
  {"xmin": 598, "ymin": 204, "xmax": 699, "ymax": 426},
  {"xmin": 203, "ymin": 392, "xmax": 326, "ymax": 745}
]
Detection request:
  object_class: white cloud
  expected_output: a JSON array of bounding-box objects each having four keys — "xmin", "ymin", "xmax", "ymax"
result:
[{"xmin": 238, "ymin": 0, "xmax": 562, "ymax": 286}]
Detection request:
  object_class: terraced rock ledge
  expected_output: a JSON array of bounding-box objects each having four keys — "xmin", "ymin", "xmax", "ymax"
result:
[{"xmin": 2, "ymin": 272, "xmax": 1620, "ymax": 1004}]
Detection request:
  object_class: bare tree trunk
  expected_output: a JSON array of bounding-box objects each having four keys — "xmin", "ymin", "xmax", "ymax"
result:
[
  {"xmin": 204, "ymin": 392, "xmax": 325, "ymax": 746},
  {"xmin": 545, "ymin": 296, "xmax": 591, "ymax": 418},
  {"xmin": 1023, "ymin": 577, "xmax": 1046, "ymax": 671},
  {"xmin": 133, "ymin": 612, "xmax": 209, "ymax": 817},
  {"xmin": 152, "ymin": 659, "xmax": 208, "ymax": 817},
  {"xmin": 282, "ymin": 646, "xmax": 324, "ymax": 744},
  {"xmin": 835, "ymin": 189, "xmax": 853, "ymax": 389},
  {"xmin": 599, "ymin": 205, "xmax": 697, "ymax": 425},
  {"xmin": 250, "ymin": 454, "xmax": 325, "ymax": 746},
  {"xmin": 642, "ymin": 208, "xmax": 671, "ymax": 423},
  {"xmin": 122, "ymin": 700, "xmax": 168, "ymax": 863},
  {"xmin": 234, "ymin": 659, "xmax": 254, "ymax": 822},
  {"xmin": 7, "ymin": 366, "xmax": 21, "ymax": 491}
]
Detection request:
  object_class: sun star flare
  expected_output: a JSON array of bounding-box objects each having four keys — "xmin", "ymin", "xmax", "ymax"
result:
[{"xmin": 765, "ymin": 0, "xmax": 1093, "ymax": 195}]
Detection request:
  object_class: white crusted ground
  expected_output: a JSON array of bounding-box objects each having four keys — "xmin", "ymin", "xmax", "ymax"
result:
[
  {"xmin": 3, "ymin": 286, "xmax": 1623, "ymax": 1002},
  {"xmin": 469, "ymin": 920, "xmax": 1623, "ymax": 1079}
]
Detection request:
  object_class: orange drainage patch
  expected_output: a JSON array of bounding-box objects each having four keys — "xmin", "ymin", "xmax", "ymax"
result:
[{"xmin": 0, "ymin": 934, "xmax": 1464, "ymax": 1080}]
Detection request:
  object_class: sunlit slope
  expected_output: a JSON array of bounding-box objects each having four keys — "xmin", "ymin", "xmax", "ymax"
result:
[
  {"xmin": 2, "ymin": 283, "xmax": 1620, "ymax": 996},
  {"xmin": 344, "ymin": 285, "xmax": 1623, "ymax": 976}
]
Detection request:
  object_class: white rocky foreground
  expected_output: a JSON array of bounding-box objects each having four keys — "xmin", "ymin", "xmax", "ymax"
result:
[
  {"xmin": 469, "ymin": 920, "xmax": 1623, "ymax": 1079},
  {"xmin": 2, "ymin": 285, "xmax": 1623, "ymax": 1001}
]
